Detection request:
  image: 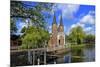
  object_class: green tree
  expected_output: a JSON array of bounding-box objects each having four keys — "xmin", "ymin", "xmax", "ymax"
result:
[
  {"xmin": 21, "ymin": 26, "xmax": 27, "ymax": 33},
  {"xmin": 68, "ymin": 26, "xmax": 85, "ymax": 44},
  {"xmin": 84, "ymin": 34, "xmax": 95, "ymax": 44},
  {"xmin": 21, "ymin": 26, "xmax": 49, "ymax": 49},
  {"xmin": 10, "ymin": 18, "xmax": 17, "ymax": 34},
  {"xmin": 11, "ymin": 1, "xmax": 53, "ymax": 49},
  {"xmin": 10, "ymin": 1, "xmax": 53, "ymax": 32}
]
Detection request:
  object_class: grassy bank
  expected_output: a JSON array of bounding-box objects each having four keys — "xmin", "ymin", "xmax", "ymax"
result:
[
  {"xmin": 68, "ymin": 43, "xmax": 95, "ymax": 50},
  {"xmin": 70, "ymin": 44, "xmax": 85, "ymax": 49}
]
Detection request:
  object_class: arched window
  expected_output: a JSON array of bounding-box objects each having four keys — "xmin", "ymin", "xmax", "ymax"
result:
[{"xmin": 59, "ymin": 40, "xmax": 60, "ymax": 45}]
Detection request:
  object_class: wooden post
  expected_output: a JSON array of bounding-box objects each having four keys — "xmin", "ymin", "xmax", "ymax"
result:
[
  {"xmin": 37, "ymin": 58, "xmax": 40, "ymax": 65},
  {"xmin": 54, "ymin": 60, "xmax": 56, "ymax": 64},
  {"xmin": 33, "ymin": 51, "xmax": 35, "ymax": 65},
  {"xmin": 44, "ymin": 51, "xmax": 46, "ymax": 64},
  {"xmin": 28, "ymin": 50, "xmax": 32, "ymax": 64}
]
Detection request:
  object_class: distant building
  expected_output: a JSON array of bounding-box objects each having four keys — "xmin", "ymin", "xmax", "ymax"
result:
[
  {"xmin": 10, "ymin": 34, "xmax": 22, "ymax": 50},
  {"xmin": 48, "ymin": 14, "xmax": 65, "ymax": 48}
]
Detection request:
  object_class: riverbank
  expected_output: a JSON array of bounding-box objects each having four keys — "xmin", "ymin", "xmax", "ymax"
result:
[
  {"xmin": 54, "ymin": 44, "xmax": 94, "ymax": 55},
  {"xmin": 68, "ymin": 43, "xmax": 95, "ymax": 49},
  {"xmin": 70, "ymin": 44, "xmax": 85, "ymax": 49}
]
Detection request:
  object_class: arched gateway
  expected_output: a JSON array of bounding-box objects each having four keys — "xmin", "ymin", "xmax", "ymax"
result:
[{"xmin": 48, "ymin": 13, "xmax": 65, "ymax": 49}]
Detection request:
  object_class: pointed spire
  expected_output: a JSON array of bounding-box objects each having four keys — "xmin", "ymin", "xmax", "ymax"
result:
[
  {"xmin": 52, "ymin": 13, "xmax": 57, "ymax": 25},
  {"xmin": 60, "ymin": 14, "xmax": 63, "ymax": 26},
  {"xmin": 58, "ymin": 13, "xmax": 64, "ymax": 32}
]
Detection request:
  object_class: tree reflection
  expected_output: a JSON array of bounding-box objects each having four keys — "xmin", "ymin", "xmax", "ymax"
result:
[{"xmin": 71, "ymin": 48, "xmax": 84, "ymax": 62}]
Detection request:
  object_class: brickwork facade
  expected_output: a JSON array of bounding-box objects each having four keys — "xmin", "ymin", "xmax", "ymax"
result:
[{"xmin": 48, "ymin": 14, "xmax": 65, "ymax": 48}]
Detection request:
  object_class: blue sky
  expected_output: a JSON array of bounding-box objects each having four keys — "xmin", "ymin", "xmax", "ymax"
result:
[{"xmin": 16, "ymin": 2, "xmax": 95, "ymax": 35}]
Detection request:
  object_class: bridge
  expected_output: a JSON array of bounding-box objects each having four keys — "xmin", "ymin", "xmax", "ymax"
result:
[
  {"xmin": 11, "ymin": 46, "xmax": 69, "ymax": 53},
  {"xmin": 11, "ymin": 46, "xmax": 70, "ymax": 65}
]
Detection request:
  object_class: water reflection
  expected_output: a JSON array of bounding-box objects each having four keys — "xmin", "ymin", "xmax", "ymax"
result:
[
  {"xmin": 11, "ymin": 44, "xmax": 95, "ymax": 66},
  {"xmin": 71, "ymin": 48, "xmax": 84, "ymax": 62},
  {"xmin": 55, "ymin": 44, "xmax": 95, "ymax": 63},
  {"xmin": 83, "ymin": 46, "xmax": 95, "ymax": 62},
  {"xmin": 64, "ymin": 53, "xmax": 71, "ymax": 63}
]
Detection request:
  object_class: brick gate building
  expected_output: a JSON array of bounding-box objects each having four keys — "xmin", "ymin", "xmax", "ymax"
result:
[{"xmin": 48, "ymin": 14, "xmax": 65, "ymax": 49}]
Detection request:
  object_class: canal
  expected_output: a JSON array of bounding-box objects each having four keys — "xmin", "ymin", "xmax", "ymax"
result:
[
  {"xmin": 11, "ymin": 44, "xmax": 95, "ymax": 66},
  {"xmin": 50, "ymin": 44, "xmax": 95, "ymax": 64}
]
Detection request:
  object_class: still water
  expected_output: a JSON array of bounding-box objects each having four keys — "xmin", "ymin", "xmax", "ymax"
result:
[
  {"xmin": 11, "ymin": 44, "xmax": 95, "ymax": 66},
  {"xmin": 50, "ymin": 45, "xmax": 95, "ymax": 64}
]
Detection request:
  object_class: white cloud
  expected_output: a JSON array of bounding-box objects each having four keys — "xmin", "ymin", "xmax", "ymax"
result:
[
  {"xmin": 84, "ymin": 27, "xmax": 92, "ymax": 32},
  {"xmin": 71, "ymin": 24, "xmax": 77, "ymax": 28},
  {"xmin": 69, "ymin": 23, "xmax": 95, "ymax": 35},
  {"xmin": 52, "ymin": 4, "xmax": 95, "ymax": 35},
  {"xmin": 84, "ymin": 26, "xmax": 95, "ymax": 35},
  {"xmin": 71, "ymin": 22, "xmax": 85, "ymax": 29},
  {"xmin": 17, "ymin": 22, "xmax": 27, "ymax": 33},
  {"xmin": 48, "ymin": 25, "xmax": 52, "ymax": 33},
  {"xmin": 48, "ymin": 25, "xmax": 52, "ymax": 29},
  {"xmin": 80, "ymin": 14, "xmax": 95, "ymax": 25},
  {"xmin": 17, "ymin": 19, "xmax": 31, "ymax": 33},
  {"xmin": 69, "ymin": 23, "xmax": 84, "ymax": 35},
  {"xmin": 79, "ymin": 11, "xmax": 95, "ymax": 25},
  {"xmin": 52, "ymin": 4, "xmax": 80, "ymax": 19},
  {"xmin": 70, "ymin": 10, "xmax": 95, "ymax": 28},
  {"xmin": 63, "ymin": 4, "xmax": 80, "ymax": 19},
  {"xmin": 69, "ymin": 11, "xmax": 95, "ymax": 35},
  {"xmin": 19, "ymin": 23, "xmax": 27, "ymax": 28}
]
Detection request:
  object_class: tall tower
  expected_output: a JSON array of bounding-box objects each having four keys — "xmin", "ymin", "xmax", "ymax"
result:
[
  {"xmin": 48, "ymin": 13, "xmax": 65, "ymax": 49},
  {"xmin": 58, "ymin": 15, "xmax": 64, "ymax": 32},
  {"xmin": 57, "ymin": 15, "xmax": 65, "ymax": 47},
  {"xmin": 51, "ymin": 13, "xmax": 58, "ymax": 48}
]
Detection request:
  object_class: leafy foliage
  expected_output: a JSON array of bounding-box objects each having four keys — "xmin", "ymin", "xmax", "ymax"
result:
[
  {"xmin": 67, "ymin": 26, "xmax": 85, "ymax": 44},
  {"xmin": 10, "ymin": 1, "xmax": 53, "ymax": 49},
  {"xmin": 21, "ymin": 26, "xmax": 49, "ymax": 49},
  {"xmin": 84, "ymin": 34, "xmax": 95, "ymax": 44},
  {"xmin": 10, "ymin": 1, "xmax": 53, "ymax": 31},
  {"xmin": 10, "ymin": 18, "xmax": 17, "ymax": 34}
]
